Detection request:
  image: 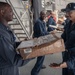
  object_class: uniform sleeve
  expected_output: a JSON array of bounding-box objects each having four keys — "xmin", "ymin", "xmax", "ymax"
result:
[
  {"xmin": 34, "ymin": 22, "xmax": 45, "ymax": 37},
  {"xmin": 0, "ymin": 35, "xmax": 32, "ymax": 67},
  {"xmin": 48, "ymin": 18, "xmax": 53, "ymax": 25},
  {"xmin": 36, "ymin": 22, "xmax": 44, "ymax": 36},
  {"xmin": 65, "ymin": 30, "xmax": 75, "ymax": 49},
  {"xmin": 37, "ymin": 22, "xmax": 49, "ymax": 36},
  {"xmin": 47, "ymin": 18, "xmax": 56, "ymax": 31},
  {"xmin": 66, "ymin": 51, "xmax": 75, "ymax": 69},
  {"xmin": 65, "ymin": 43, "xmax": 75, "ymax": 69},
  {"xmin": 63, "ymin": 30, "xmax": 75, "ymax": 69}
]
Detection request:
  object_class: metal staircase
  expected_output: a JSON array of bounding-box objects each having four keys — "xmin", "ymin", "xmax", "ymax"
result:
[{"xmin": 5, "ymin": 0, "xmax": 33, "ymax": 41}]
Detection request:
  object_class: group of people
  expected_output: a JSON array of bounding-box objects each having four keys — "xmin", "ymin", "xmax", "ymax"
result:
[
  {"xmin": 32, "ymin": 9, "xmax": 57, "ymax": 75},
  {"xmin": 0, "ymin": 2, "xmax": 56, "ymax": 75},
  {"xmin": 0, "ymin": 1, "xmax": 75, "ymax": 75}
]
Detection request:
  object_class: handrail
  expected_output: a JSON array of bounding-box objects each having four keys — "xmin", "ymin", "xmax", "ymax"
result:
[{"xmin": 21, "ymin": 0, "xmax": 33, "ymax": 37}]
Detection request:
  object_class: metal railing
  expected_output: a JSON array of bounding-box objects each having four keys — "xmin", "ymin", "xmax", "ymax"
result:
[{"xmin": 21, "ymin": 0, "xmax": 33, "ymax": 38}]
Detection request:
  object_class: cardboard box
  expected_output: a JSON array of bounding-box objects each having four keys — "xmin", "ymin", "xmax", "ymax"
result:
[
  {"xmin": 19, "ymin": 39, "xmax": 65, "ymax": 59},
  {"xmin": 17, "ymin": 32, "xmax": 62, "ymax": 49}
]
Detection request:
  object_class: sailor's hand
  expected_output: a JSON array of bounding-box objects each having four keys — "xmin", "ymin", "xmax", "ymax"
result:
[
  {"xmin": 49, "ymin": 63, "xmax": 61, "ymax": 68},
  {"xmin": 49, "ymin": 62, "xmax": 67, "ymax": 68}
]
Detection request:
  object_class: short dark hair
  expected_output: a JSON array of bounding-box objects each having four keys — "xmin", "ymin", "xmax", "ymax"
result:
[
  {"xmin": 40, "ymin": 10, "xmax": 46, "ymax": 15},
  {"xmin": 47, "ymin": 10, "xmax": 52, "ymax": 14},
  {"xmin": 0, "ymin": 2, "xmax": 10, "ymax": 10}
]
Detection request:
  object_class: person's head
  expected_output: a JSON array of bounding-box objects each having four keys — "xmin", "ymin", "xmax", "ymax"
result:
[
  {"xmin": 61, "ymin": 3, "xmax": 75, "ymax": 22},
  {"xmin": 0, "ymin": 2, "xmax": 13, "ymax": 22},
  {"xmin": 40, "ymin": 10, "xmax": 46, "ymax": 20},
  {"xmin": 46, "ymin": 10, "xmax": 52, "ymax": 17}
]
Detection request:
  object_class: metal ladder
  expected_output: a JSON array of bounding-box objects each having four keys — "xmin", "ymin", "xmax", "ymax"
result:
[{"xmin": 5, "ymin": 0, "xmax": 33, "ymax": 41}]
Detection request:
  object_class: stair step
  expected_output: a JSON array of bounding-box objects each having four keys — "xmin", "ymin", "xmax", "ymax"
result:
[
  {"xmin": 9, "ymin": 23, "xmax": 20, "ymax": 25},
  {"xmin": 15, "ymin": 32, "xmax": 26, "ymax": 34},
  {"xmin": 17, "ymin": 34, "xmax": 26, "ymax": 36},
  {"xmin": 19, "ymin": 38, "xmax": 26, "ymax": 41},
  {"xmin": 18, "ymin": 37, "xmax": 28, "ymax": 41},
  {"xmin": 13, "ymin": 17, "xmax": 17, "ymax": 19},
  {"xmin": 17, "ymin": 36, "xmax": 26, "ymax": 38},
  {"xmin": 14, "ymin": 30, "xmax": 24, "ymax": 32},
  {"xmin": 10, "ymin": 25, "xmax": 21, "ymax": 28},
  {"xmin": 17, "ymin": 35, "xmax": 26, "ymax": 38},
  {"xmin": 12, "ymin": 28, "xmax": 23, "ymax": 30}
]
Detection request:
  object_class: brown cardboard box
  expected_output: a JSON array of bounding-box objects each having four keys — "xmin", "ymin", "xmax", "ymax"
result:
[
  {"xmin": 17, "ymin": 32, "xmax": 62, "ymax": 49},
  {"xmin": 19, "ymin": 39, "xmax": 65, "ymax": 59}
]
